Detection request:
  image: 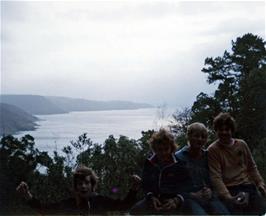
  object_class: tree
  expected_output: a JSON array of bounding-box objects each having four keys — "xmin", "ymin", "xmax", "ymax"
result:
[
  {"xmin": 69, "ymin": 132, "xmax": 152, "ymax": 198},
  {"xmin": 1, "ymin": 130, "xmax": 156, "ymax": 214},
  {"xmin": 0, "ymin": 135, "xmax": 73, "ymax": 214},
  {"xmin": 170, "ymin": 108, "xmax": 192, "ymax": 147},
  {"xmin": 0, "ymin": 135, "xmax": 39, "ymax": 214},
  {"xmin": 190, "ymin": 33, "xmax": 266, "ymax": 150}
]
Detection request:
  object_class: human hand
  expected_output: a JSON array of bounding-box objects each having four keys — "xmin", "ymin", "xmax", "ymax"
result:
[
  {"xmin": 233, "ymin": 192, "xmax": 249, "ymax": 205},
  {"xmin": 16, "ymin": 181, "xmax": 33, "ymax": 201},
  {"xmin": 201, "ymin": 187, "xmax": 212, "ymax": 201},
  {"xmin": 130, "ymin": 174, "xmax": 142, "ymax": 191},
  {"xmin": 162, "ymin": 198, "xmax": 180, "ymax": 210},
  {"xmin": 190, "ymin": 190, "xmax": 203, "ymax": 200},
  {"xmin": 150, "ymin": 196, "xmax": 163, "ymax": 211}
]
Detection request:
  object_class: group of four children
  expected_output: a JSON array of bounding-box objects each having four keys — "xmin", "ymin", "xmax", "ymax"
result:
[{"xmin": 17, "ymin": 112, "xmax": 266, "ymax": 215}]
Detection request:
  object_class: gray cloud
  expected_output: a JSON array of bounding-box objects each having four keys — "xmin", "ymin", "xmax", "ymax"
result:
[{"xmin": 1, "ymin": 1, "xmax": 265, "ymax": 107}]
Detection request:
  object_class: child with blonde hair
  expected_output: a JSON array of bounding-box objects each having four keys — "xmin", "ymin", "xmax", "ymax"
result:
[{"xmin": 130, "ymin": 128, "xmax": 185, "ymax": 215}]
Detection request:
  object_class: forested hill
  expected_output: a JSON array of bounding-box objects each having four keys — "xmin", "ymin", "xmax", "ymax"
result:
[
  {"xmin": 0, "ymin": 95, "xmax": 66, "ymax": 115},
  {"xmin": 0, "ymin": 94, "xmax": 153, "ymax": 115},
  {"xmin": 47, "ymin": 96, "xmax": 153, "ymax": 112},
  {"xmin": 0, "ymin": 103, "xmax": 38, "ymax": 135}
]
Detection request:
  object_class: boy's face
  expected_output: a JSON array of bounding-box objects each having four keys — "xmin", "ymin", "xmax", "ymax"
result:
[
  {"xmin": 216, "ymin": 125, "xmax": 232, "ymax": 143},
  {"xmin": 76, "ymin": 175, "xmax": 93, "ymax": 198},
  {"xmin": 188, "ymin": 131, "xmax": 207, "ymax": 150},
  {"xmin": 155, "ymin": 143, "xmax": 172, "ymax": 161}
]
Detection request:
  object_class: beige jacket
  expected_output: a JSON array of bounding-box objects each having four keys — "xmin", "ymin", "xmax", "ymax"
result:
[{"xmin": 208, "ymin": 139, "xmax": 265, "ymax": 200}]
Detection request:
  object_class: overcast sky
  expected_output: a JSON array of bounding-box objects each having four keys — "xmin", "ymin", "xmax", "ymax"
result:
[{"xmin": 1, "ymin": 1, "xmax": 265, "ymax": 107}]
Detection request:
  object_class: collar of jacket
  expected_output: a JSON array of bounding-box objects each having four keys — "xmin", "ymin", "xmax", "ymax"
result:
[
  {"xmin": 175, "ymin": 145, "xmax": 207, "ymax": 162},
  {"xmin": 148, "ymin": 153, "xmax": 177, "ymax": 166}
]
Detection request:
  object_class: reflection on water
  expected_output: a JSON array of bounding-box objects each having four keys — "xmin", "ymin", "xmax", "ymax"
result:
[{"xmin": 17, "ymin": 108, "xmax": 176, "ymax": 154}]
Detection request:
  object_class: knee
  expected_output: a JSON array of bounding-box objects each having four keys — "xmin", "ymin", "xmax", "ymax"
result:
[
  {"xmin": 183, "ymin": 199, "xmax": 207, "ymax": 215},
  {"xmin": 129, "ymin": 199, "xmax": 148, "ymax": 215},
  {"xmin": 209, "ymin": 200, "xmax": 230, "ymax": 215}
]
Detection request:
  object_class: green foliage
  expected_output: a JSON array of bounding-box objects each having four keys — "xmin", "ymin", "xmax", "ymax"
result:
[
  {"xmin": 191, "ymin": 93, "xmax": 221, "ymax": 128},
  {"xmin": 253, "ymin": 138, "xmax": 266, "ymax": 180},
  {"xmin": 190, "ymin": 33, "xmax": 266, "ymax": 151},
  {"xmin": 0, "ymin": 129, "xmax": 153, "ymax": 213},
  {"xmin": 70, "ymin": 132, "xmax": 153, "ymax": 199},
  {"xmin": 0, "ymin": 135, "xmax": 38, "ymax": 214},
  {"xmin": 136, "ymin": 130, "xmax": 154, "ymax": 166},
  {"xmin": 100, "ymin": 135, "xmax": 139, "ymax": 198},
  {"xmin": 169, "ymin": 33, "xmax": 266, "ymax": 175},
  {"xmin": 2, "ymin": 32, "xmax": 265, "ymax": 214},
  {"xmin": 170, "ymin": 108, "xmax": 192, "ymax": 147},
  {"xmin": 0, "ymin": 135, "xmax": 72, "ymax": 214},
  {"xmin": 169, "ymin": 33, "xmax": 266, "ymax": 178}
]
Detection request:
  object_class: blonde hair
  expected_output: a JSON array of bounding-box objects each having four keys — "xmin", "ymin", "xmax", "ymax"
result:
[
  {"xmin": 149, "ymin": 128, "xmax": 178, "ymax": 153},
  {"xmin": 187, "ymin": 122, "xmax": 208, "ymax": 138}
]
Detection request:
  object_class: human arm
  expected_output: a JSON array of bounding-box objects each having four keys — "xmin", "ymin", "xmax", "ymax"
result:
[
  {"xmin": 16, "ymin": 181, "xmax": 33, "ymax": 201},
  {"xmin": 16, "ymin": 181, "xmax": 48, "ymax": 212},
  {"xmin": 130, "ymin": 174, "xmax": 142, "ymax": 191},
  {"xmin": 16, "ymin": 181, "xmax": 67, "ymax": 214},
  {"xmin": 207, "ymin": 146, "xmax": 233, "ymax": 201},
  {"xmin": 121, "ymin": 174, "xmax": 142, "ymax": 205},
  {"xmin": 208, "ymin": 144, "xmax": 252, "ymax": 206},
  {"xmin": 188, "ymin": 186, "xmax": 212, "ymax": 203},
  {"xmin": 142, "ymin": 159, "xmax": 159, "ymax": 195},
  {"xmin": 140, "ymin": 159, "xmax": 161, "ymax": 211},
  {"xmin": 98, "ymin": 174, "xmax": 142, "ymax": 212}
]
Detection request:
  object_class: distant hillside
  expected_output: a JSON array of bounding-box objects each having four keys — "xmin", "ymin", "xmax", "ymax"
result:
[
  {"xmin": 0, "ymin": 103, "xmax": 39, "ymax": 135},
  {"xmin": 47, "ymin": 96, "xmax": 153, "ymax": 112},
  {"xmin": 0, "ymin": 95, "xmax": 153, "ymax": 115},
  {"xmin": 0, "ymin": 95, "xmax": 66, "ymax": 115}
]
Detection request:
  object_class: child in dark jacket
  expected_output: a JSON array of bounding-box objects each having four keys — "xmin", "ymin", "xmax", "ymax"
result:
[
  {"xmin": 17, "ymin": 165, "xmax": 140, "ymax": 215},
  {"xmin": 130, "ymin": 128, "xmax": 186, "ymax": 215}
]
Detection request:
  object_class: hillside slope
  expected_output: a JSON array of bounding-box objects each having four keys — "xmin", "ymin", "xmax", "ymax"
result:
[
  {"xmin": 1, "ymin": 95, "xmax": 153, "ymax": 115},
  {"xmin": 0, "ymin": 103, "xmax": 39, "ymax": 135},
  {"xmin": 47, "ymin": 96, "xmax": 153, "ymax": 112},
  {"xmin": 0, "ymin": 95, "xmax": 66, "ymax": 115}
]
